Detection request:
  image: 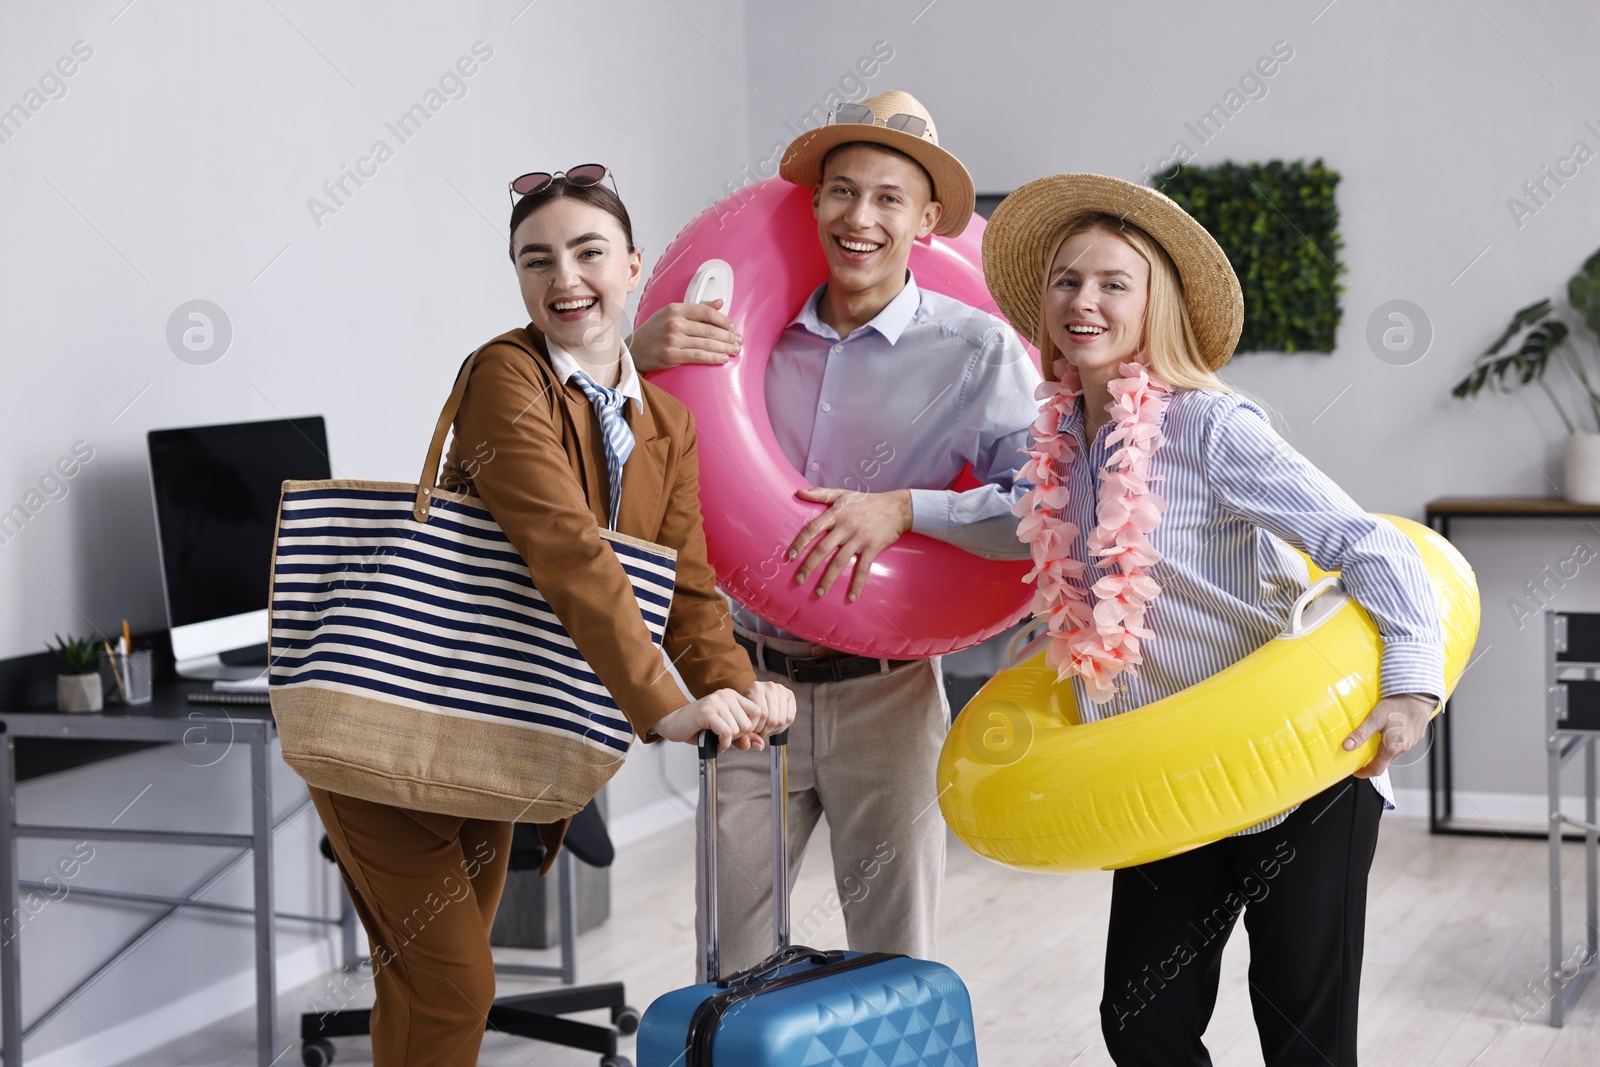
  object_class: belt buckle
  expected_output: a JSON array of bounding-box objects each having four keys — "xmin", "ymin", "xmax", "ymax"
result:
[{"xmin": 784, "ymin": 650, "xmax": 840, "ymax": 684}]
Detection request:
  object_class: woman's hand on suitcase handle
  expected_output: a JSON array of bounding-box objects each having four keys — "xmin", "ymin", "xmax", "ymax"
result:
[
  {"xmin": 742, "ymin": 680, "xmax": 796, "ymax": 741},
  {"xmin": 655, "ymin": 688, "xmax": 763, "ymax": 752}
]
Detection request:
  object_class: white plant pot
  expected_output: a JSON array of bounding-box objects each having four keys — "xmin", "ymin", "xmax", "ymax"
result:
[
  {"xmin": 57, "ymin": 672, "xmax": 102, "ymax": 713},
  {"xmin": 1565, "ymin": 433, "xmax": 1600, "ymax": 505}
]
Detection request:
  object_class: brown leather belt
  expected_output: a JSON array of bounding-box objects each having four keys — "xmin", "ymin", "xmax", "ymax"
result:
[{"xmin": 734, "ymin": 633, "xmax": 915, "ymax": 685}]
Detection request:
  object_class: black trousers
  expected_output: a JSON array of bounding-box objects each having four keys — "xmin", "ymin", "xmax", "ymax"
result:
[{"xmin": 1100, "ymin": 776, "xmax": 1383, "ymax": 1067}]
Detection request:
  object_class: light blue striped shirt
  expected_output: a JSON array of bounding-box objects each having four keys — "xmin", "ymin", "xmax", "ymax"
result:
[
  {"xmin": 1054, "ymin": 388, "xmax": 1446, "ymax": 829},
  {"xmin": 732, "ymin": 275, "xmax": 1040, "ymax": 643}
]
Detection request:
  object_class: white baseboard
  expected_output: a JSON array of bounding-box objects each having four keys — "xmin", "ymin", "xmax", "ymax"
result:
[
  {"xmin": 614, "ymin": 789, "xmax": 1594, "ymax": 852},
  {"xmin": 614, "ymin": 788, "xmax": 1586, "ymax": 840},
  {"xmin": 1389, "ymin": 786, "xmax": 1592, "ymax": 827},
  {"xmin": 30, "ymin": 937, "xmax": 339, "ymax": 1067}
]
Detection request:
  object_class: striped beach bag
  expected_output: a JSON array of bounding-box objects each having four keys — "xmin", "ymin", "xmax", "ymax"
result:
[{"xmin": 267, "ymin": 346, "xmax": 676, "ymax": 823}]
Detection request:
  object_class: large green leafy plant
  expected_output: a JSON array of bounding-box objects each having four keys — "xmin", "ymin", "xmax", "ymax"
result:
[
  {"xmin": 1155, "ymin": 159, "xmax": 1345, "ymax": 354},
  {"xmin": 1452, "ymin": 248, "xmax": 1600, "ymax": 433}
]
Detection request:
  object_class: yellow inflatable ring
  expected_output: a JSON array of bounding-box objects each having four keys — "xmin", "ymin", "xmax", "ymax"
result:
[{"xmin": 937, "ymin": 515, "xmax": 1481, "ymax": 871}]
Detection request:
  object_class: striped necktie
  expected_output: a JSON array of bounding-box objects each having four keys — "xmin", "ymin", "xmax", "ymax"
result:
[{"xmin": 570, "ymin": 371, "xmax": 635, "ymax": 531}]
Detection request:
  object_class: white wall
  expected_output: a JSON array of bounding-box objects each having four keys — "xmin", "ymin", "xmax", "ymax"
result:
[
  {"xmin": 747, "ymin": 0, "xmax": 1600, "ymax": 807},
  {"xmin": 0, "ymin": 1, "xmax": 743, "ymax": 1060}
]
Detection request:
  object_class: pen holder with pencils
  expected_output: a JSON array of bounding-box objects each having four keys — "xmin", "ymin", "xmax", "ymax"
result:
[{"xmin": 100, "ymin": 647, "xmax": 153, "ymax": 706}]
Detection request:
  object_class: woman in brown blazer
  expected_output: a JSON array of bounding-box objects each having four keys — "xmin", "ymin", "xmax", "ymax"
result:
[{"xmin": 307, "ymin": 167, "xmax": 795, "ymax": 1067}]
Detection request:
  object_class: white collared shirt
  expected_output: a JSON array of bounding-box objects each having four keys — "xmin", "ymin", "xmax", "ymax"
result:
[{"xmin": 545, "ymin": 339, "xmax": 644, "ymax": 411}]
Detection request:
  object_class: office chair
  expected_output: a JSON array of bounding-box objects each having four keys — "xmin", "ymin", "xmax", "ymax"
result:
[{"xmin": 299, "ymin": 798, "xmax": 640, "ymax": 1067}]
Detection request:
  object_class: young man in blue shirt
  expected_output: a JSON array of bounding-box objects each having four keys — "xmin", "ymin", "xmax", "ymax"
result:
[{"xmin": 631, "ymin": 90, "xmax": 1039, "ymax": 973}]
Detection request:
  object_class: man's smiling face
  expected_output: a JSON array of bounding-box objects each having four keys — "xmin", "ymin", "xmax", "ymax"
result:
[{"xmin": 812, "ymin": 143, "xmax": 942, "ymax": 299}]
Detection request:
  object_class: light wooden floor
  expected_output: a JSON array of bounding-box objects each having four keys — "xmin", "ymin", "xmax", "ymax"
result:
[{"xmin": 126, "ymin": 814, "xmax": 1600, "ymax": 1066}]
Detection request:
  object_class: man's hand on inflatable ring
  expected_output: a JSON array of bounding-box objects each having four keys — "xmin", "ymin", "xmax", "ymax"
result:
[
  {"xmin": 788, "ymin": 487, "xmax": 915, "ymax": 603},
  {"xmin": 1343, "ymin": 693, "xmax": 1438, "ymax": 778},
  {"xmin": 628, "ymin": 299, "xmax": 743, "ymax": 371}
]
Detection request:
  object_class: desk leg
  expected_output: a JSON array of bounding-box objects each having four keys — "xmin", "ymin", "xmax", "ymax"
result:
[
  {"xmin": 1427, "ymin": 512, "xmax": 1456, "ymax": 833},
  {"xmin": 250, "ymin": 733, "xmax": 277, "ymax": 1067},
  {"xmin": 0, "ymin": 735, "xmax": 20, "ymax": 1066},
  {"xmin": 1428, "ymin": 715, "xmax": 1447, "ymax": 832}
]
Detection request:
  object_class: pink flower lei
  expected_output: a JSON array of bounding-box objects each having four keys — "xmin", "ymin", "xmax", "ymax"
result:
[{"xmin": 1013, "ymin": 357, "xmax": 1172, "ymax": 704}]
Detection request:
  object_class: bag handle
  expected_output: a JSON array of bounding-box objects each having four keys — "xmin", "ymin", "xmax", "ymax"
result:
[
  {"xmin": 413, "ymin": 333, "xmax": 560, "ymax": 523},
  {"xmin": 714, "ymin": 944, "xmax": 844, "ymax": 989},
  {"xmin": 413, "ymin": 350, "xmax": 481, "ymax": 522}
]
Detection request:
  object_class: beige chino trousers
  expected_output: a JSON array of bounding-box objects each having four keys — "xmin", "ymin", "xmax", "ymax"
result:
[{"xmin": 695, "ymin": 631, "xmax": 950, "ymax": 976}]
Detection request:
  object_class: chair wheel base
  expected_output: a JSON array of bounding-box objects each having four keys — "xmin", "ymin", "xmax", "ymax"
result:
[
  {"xmin": 611, "ymin": 1004, "xmax": 641, "ymax": 1035},
  {"xmin": 301, "ymin": 1037, "xmax": 336, "ymax": 1067}
]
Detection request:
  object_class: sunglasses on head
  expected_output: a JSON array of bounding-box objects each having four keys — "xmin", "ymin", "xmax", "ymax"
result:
[
  {"xmin": 508, "ymin": 164, "xmax": 616, "ymax": 204},
  {"xmin": 828, "ymin": 103, "xmax": 928, "ymax": 140}
]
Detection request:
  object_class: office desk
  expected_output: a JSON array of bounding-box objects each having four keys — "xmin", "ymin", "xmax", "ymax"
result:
[
  {"xmin": 1426, "ymin": 496, "xmax": 1600, "ymax": 838},
  {"xmin": 0, "ymin": 685, "xmax": 340, "ymax": 1067}
]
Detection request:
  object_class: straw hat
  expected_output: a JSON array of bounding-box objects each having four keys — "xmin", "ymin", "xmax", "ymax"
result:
[
  {"xmin": 779, "ymin": 90, "xmax": 975, "ymax": 238},
  {"xmin": 982, "ymin": 173, "xmax": 1244, "ymax": 369}
]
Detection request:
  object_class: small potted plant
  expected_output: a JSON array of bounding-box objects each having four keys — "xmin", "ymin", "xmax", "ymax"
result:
[
  {"xmin": 1453, "ymin": 246, "xmax": 1600, "ymax": 503},
  {"xmin": 49, "ymin": 634, "xmax": 103, "ymax": 713}
]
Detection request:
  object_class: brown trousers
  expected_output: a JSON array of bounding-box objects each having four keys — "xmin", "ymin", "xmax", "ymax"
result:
[{"xmin": 309, "ymin": 787, "xmax": 514, "ymax": 1067}]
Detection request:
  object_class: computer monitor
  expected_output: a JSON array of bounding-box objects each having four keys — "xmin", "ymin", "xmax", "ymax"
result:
[{"xmin": 147, "ymin": 416, "xmax": 330, "ymax": 680}]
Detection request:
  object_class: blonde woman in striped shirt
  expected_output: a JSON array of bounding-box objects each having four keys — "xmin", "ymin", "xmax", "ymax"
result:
[{"xmin": 984, "ymin": 174, "xmax": 1443, "ymax": 1067}]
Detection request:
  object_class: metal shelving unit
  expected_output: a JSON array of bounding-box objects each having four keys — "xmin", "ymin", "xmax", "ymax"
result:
[{"xmin": 1545, "ymin": 611, "xmax": 1600, "ymax": 1026}]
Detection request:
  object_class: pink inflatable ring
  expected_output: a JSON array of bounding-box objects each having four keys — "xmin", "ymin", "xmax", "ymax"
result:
[{"xmin": 637, "ymin": 178, "xmax": 1034, "ymax": 659}]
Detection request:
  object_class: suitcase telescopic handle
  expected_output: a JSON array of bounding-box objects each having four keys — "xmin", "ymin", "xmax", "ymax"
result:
[
  {"xmin": 697, "ymin": 731, "xmax": 721, "ymax": 983},
  {"xmin": 696, "ymin": 728, "xmax": 791, "ymax": 983},
  {"xmin": 769, "ymin": 729, "xmax": 790, "ymax": 954}
]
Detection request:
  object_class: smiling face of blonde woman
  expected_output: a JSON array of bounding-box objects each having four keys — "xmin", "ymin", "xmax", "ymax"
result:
[{"xmin": 1042, "ymin": 227, "xmax": 1151, "ymax": 377}]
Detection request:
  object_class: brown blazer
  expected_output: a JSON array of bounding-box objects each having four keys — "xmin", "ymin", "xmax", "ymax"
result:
[{"xmin": 440, "ymin": 326, "xmax": 755, "ymax": 741}]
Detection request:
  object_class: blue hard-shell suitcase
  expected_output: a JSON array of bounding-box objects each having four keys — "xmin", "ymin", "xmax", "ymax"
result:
[{"xmin": 637, "ymin": 733, "xmax": 980, "ymax": 1066}]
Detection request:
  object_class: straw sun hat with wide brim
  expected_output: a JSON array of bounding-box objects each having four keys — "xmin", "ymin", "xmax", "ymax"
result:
[
  {"xmin": 779, "ymin": 90, "xmax": 975, "ymax": 238},
  {"xmin": 983, "ymin": 173, "xmax": 1244, "ymax": 369}
]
